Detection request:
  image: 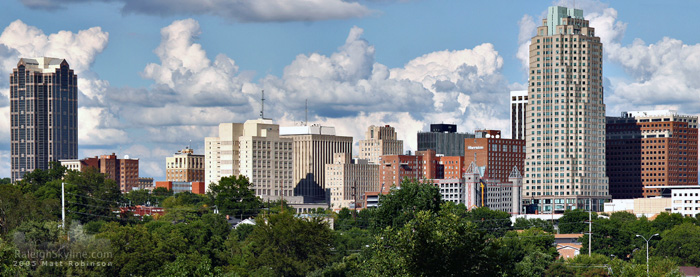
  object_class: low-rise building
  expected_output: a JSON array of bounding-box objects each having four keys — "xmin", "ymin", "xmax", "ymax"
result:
[{"xmin": 155, "ymin": 181, "xmax": 206, "ymax": 194}]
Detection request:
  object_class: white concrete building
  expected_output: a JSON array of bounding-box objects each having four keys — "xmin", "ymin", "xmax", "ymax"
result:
[
  {"xmin": 358, "ymin": 125, "xmax": 403, "ymax": 164},
  {"xmin": 205, "ymin": 119, "xmax": 297, "ymax": 201},
  {"xmin": 59, "ymin": 159, "xmax": 82, "ymax": 172},
  {"xmin": 434, "ymin": 178, "xmax": 465, "ymax": 204}
]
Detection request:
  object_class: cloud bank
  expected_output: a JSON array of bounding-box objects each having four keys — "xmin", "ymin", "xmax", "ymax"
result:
[
  {"xmin": 20, "ymin": 0, "xmax": 373, "ymax": 22},
  {"xmin": 0, "ymin": 18, "xmax": 511, "ymax": 179}
]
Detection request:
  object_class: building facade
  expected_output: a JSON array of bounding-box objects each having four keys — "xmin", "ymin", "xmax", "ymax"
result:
[
  {"xmin": 281, "ymin": 125, "xmax": 353, "ymax": 202},
  {"xmin": 510, "ymin": 90, "xmax": 528, "ymax": 140},
  {"xmin": 607, "ymin": 110, "xmax": 698, "ymax": 198},
  {"xmin": 358, "ymin": 125, "xmax": 403, "ymax": 164},
  {"xmin": 524, "ymin": 6, "xmax": 609, "ymax": 212},
  {"xmin": 10, "ymin": 57, "xmax": 78, "ymax": 182},
  {"xmin": 417, "ymin": 123, "xmax": 475, "ymax": 156},
  {"xmin": 138, "ymin": 177, "xmax": 154, "ymax": 191},
  {"xmin": 326, "ymin": 153, "xmax": 380, "ymax": 209},
  {"xmin": 156, "ymin": 181, "xmax": 206, "ymax": 194},
  {"xmin": 464, "ymin": 130, "xmax": 525, "ymax": 183},
  {"xmin": 62, "ymin": 153, "xmax": 140, "ymax": 192},
  {"xmin": 166, "ymin": 147, "xmax": 205, "ymax": 183},
  {"xmin": 379, "ymin": 150, "xmax": 439, "ymax": 193},
  {"xmin": 464, "ymin": 162, "xmax": 523, "ymax": 214},
  {"xmin": 433, "ymin": 178, "xmax": 466, "ymax": 204},
  {"xmin": 205, "ymin": 123, "xmax": 243, "ymax": 189},
  {"xmin": 205, "ymin": 119, "xmax": 296, "ymax": 201}
]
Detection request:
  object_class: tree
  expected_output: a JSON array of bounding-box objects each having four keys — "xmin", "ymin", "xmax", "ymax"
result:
[
  {"xmin": 63, "ymin": 167, "xmax": 122, "ymax": 223},
  {"xmin": 15, "ymin": 161, "xmax": 66, "ymax": 194},
  {"xmin": 371, "ymin": 179, "xmax": 442, "ymax": 231},
  {"xmin": 124, "ymin": 189, "xmax": 151, "ymax": 206},
  {"xmin": 152, "ymin": 187, "xmax": 173, "ymax": 204},
  {"xmin": 513, "ymin": 218, "xmax": 554, "ymax": 233},
  {"xmin": 582, "ymin": 214, "xmax": 639, "ymax": 260},
  {"xmin": 559, "ymin": 209, "xmax": 597, "ymax": 234},
  {"xmin": 363, "ymin": 209, "xmax": 502, "ymax": 276},
  {"xmin": 464, "ymin": 206, "xmax": 512, "ymax": 237},
  {"xmin": 500, "ymin": 228, "xmax": 558, "ymax": 276},
  {"xmin": 656, "ymin": 223, "xmax": 700, "ymax": 266},
  {"xmin": 207, "ymin": 175, "xmax": 260, "ymax": 219},
  {"xmin": 243, "ymin": 212, "xmax": 334, "ymax": 276},
  {"xmin": 0, "ymin": 184, "xmax": 57, "ymax": 234}
]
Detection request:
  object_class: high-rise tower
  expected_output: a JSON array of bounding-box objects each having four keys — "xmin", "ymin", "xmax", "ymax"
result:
[
  {"xmin": 10, "ymin": 57, "xmax": 78, "ymax": 182},
  {"xmin": 522, "ymin": 6, "xmax": 609, "ymax": 212}
]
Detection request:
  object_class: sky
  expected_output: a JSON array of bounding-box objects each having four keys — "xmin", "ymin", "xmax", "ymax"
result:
[{"xmin": 1, "ymin": 0, "xmax": 700, "ymax": 181}]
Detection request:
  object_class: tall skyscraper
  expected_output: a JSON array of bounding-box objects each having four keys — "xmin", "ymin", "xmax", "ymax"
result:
[
  {"xmin": 11, "ymin": 57, "xmax": 78, "ymax": 182},
  {"xmin": 510, "ymin": 90, "xmax": 528, "ymax": 140},
  {"xmin": 417, "ymin": 123, "xmax": 475, "ymax": 156},
  {"xmin": 358, "ymin": 125, "xmax": 403, "ymax": 164},
  {"xmin": 522, "ymin": 6, "xmax": 609, "ymax": 212},
  {"xmin": 606, "ymin": 110, "xmax": 698, "ymax": 199},
  {"xmin": 280, "ymin": 125, "xmax": 353, "ymax": 202}
]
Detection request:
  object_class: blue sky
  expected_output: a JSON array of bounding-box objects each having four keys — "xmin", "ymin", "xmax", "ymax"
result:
[{"xmin": 1, "ymin": 0, "xmax": 699, "ymax": 180}]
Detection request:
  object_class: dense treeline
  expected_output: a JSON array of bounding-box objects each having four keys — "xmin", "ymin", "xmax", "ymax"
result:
[{"xmin": 0, "ymin": 164, "xmax": 698, "ymax": 276}]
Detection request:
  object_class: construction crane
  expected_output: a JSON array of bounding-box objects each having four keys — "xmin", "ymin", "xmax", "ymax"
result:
[{"xmin": 480, "ymin": 181, "xmax": 486, "ymax": 207}]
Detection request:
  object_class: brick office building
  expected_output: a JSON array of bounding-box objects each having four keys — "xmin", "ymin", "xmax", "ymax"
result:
[
  {"xmin": 62, "ymin": 153, "xmax": 140, "ymax": 193},
  {"xmin": 606, "ymin": 110, "xmax": 698, "ymax": 198},
  {"xmin": 464, "ymin": 130, "xmax": 526, "ymax": 183}
]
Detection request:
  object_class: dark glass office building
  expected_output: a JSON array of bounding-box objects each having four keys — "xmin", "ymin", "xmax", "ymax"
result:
[
  {"xmin": 417, "ymin": 124, "xmax": 474, "ymax": 157},
  {"xmin": 10, "ymin": 57, "xmax": 78, "ymax": 182}
]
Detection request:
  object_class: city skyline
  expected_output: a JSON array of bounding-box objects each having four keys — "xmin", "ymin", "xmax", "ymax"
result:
[{"xmin": 1, "ymin": 1, "xmax": 700, "ymax": 181}]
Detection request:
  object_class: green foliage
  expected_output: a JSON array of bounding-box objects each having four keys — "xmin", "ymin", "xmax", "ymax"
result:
[
  {"xmin": 64, "ymin": 167, "xmax": 123, "ymax": 223},
  {"xmin": 243, "ymin": 212, "xmax": 334, "ymax": 276},
  {"xmin": 0, "ymin": 178, "xmax": 10, "ymax": 185},
  {"xmin": 500, "ymin": 228, "xmax": 558, "ymax": 276},
  {"xmin": 157, "ymin": 253, "xmax": 216, "ymax": 277},
  {"xmin": 332, "ymin": 227, "xmax": 373, "ymax": 263},
  {"xmin": 123, "ymin": 189, "xmax": 151, "ymax": 206},
  {"xmin": 15, "ymin": 161, "xmax": 66, "ymax": 194},
  {"xmin": 559, "ymin": 209, "xmax": 597, "ymax": 234},
  {"xmin": 582, "ymin": 213, "xmax": 640, "ymax": 260},
  {"xmin": 464, "ymin": 206, "xmax": 512, "ymax": 237},
  {"xmin": 0, "ymin": 184, "xmax": 58, "ymax": 234},
  {"xmin": 151, "ymin": 187, "xmax": 174, "ymax": 203},
  {"xmin": 656, "ymin": 223, "xmax": 700, "ymax": 266},
  {"xmin": 308, "ymin": 253, "xmax": 362, "ymax": 277},
  {"xmin": 513, "ymin": 217, "xmax": 554, "ymax": 233},
  {"xmin": 208, "ymin": 175, "xmax": 261, "ymax": 218},
  {"xmin": 363, "ymin": 209, "xmax": 502, "ymax": 276},
  {"xmin": 371, "ymin": 179, "xmax": 442, "ymax": 230}
]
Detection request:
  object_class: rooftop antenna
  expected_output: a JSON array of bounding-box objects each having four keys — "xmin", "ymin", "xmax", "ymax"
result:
[
  {"xmin": 188, "ymin": 140, "xmax": 191, "ymax": 149},
  {"xmin": 260, "ymin": 90, "xmax": 265, "ymax": 119},
  {"xmin": 305, "ymin": 99, "xmax": 308, "ymax": 126}
]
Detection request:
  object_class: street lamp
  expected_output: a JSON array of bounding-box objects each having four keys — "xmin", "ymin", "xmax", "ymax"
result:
[{"xmin": 636, "ymin": 233, "xmax": 659, "ymax": 275}]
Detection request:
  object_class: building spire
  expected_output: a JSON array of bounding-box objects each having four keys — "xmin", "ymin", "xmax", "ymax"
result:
[
  {"xmin": 305, "ymin": 99, "xmax": 308, "ymax": 126},
  {"xmin": 260, "ymin": 90, "xmax": 265, "ymax": 119}
]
